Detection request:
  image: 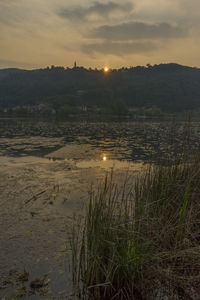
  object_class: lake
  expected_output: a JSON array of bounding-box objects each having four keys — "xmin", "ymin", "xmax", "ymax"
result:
[{"xmin": 0, "ymin": 117, "xmax": 200, "ymax": 299}]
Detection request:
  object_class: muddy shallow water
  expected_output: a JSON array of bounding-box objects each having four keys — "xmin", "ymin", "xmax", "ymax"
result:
[{"xmin": 0, "ymin": 118, "xmax": 200, "ymax": 299}]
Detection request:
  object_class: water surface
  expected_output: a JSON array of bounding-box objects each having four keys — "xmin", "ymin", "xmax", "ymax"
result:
[{"xmin": 0, "ymin": 118, "xmax": 199, "ymax": 298}]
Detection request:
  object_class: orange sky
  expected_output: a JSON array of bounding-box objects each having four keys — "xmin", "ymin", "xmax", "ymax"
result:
[{"xmin": 0, "ymin": 0, "xmax": 200, "ymax": 69}]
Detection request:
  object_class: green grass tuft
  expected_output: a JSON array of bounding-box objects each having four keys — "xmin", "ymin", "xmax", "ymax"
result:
[{"xmin": 70, "ymin": 153, "xmax": 200, "ymax": 299}]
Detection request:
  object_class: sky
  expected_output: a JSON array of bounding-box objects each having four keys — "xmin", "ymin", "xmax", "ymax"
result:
[{"xmin": 0, "ymin": 0, "xmax": 200, "ymax": 69}]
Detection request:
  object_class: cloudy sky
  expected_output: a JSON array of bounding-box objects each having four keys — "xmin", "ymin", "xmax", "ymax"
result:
[{"xmin": 0, "ymin": 0, "xmax": 200, "ymax": 69}]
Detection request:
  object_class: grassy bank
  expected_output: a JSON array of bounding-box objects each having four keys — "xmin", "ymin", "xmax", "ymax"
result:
[{"xmin": 70, "ymin": 153, "xmax": 200, "ymax": 299}]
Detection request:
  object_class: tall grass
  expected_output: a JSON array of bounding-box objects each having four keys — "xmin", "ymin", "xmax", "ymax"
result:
[{"xmin": 70, "ymin": 153, "xmax": 200, "ymax": 299}]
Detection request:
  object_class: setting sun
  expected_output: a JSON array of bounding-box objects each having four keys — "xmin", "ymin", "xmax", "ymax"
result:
[{"xmin": 104, "ymin": 67, "xmax": 109, "ymax": 72}]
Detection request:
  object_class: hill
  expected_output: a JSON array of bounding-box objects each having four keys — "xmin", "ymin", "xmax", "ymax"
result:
[{"xmin": 0, "ymin": 63, "xmax": 200, "ymax": 114}]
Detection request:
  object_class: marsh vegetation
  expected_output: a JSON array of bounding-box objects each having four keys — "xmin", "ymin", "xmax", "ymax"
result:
[{"xmin": 71, "ymin": 154, "xmax": 200, "ymax": 299}]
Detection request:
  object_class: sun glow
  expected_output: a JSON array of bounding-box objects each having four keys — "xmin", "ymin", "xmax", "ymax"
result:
[{"xmin": 104, "ymin": 66, "xmax": 109, "ymax": 72}]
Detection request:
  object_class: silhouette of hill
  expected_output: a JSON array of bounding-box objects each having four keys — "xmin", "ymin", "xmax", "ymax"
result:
[{"xmin": 0, "ymin": 63, "xmax": 200, "ymax": 113}]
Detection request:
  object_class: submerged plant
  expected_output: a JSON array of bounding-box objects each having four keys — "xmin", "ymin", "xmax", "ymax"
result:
[{"xmin": 70, "ymin": 153, "xmax": 200, "ymax": 299}]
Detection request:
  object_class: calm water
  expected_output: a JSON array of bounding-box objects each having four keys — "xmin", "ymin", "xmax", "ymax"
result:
[
  {"xmin": 0, "ymin": 117, "xmax": 199, "ymax": 161},
  {"xmin": 0, "ymin": 118, "xmax": 200, "ymax": 299}
]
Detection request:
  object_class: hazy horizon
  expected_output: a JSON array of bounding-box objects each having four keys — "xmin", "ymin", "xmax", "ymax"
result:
[
  {"xmin": 1, "ymin": 0, "xmax": 200, "ymax": 69},
  {"xmin": 0, "ymin": 61, "xmax": 198, "ymax": 71}
]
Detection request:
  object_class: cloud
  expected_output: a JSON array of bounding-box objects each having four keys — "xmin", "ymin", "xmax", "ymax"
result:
[
  {"xmin": 58, "ymin": 1, "xmax": 134, "ymax": 22},
  {"xmin": 0, "ymin": 58, "xmax": 38, "ymax": 69},
  {"xmin": 81, "ymin": 41, "xmax": 158, "ymax": 56},
  {"xmin": 88, "ymin": 21, "xmax": 187, "ymax": 41},
  {"xmin": 0, "ymin": 0, "xmax": 24, "ymax": 25}
]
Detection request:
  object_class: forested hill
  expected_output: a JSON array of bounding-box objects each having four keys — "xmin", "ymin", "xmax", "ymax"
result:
[{"xmin": 0, "ymin": 63, "xmax": 200, "ymax": 113}]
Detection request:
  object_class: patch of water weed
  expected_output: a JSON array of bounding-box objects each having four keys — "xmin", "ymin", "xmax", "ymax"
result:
[
  {"xmin": 70, "ymin": 152, "xmax": 200, "ymax": 299},
  {"xmin": 17, "ymin": 268, "xmax": 29, "ymax": 283},
  {"xmin": 1, "ymin": 118, "xmax": 200, "ymax": 162},
  {"xmin": 0, "ymin": 268, "xmax": 50, "ymax": 299}
]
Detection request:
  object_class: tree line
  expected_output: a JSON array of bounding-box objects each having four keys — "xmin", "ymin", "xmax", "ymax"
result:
[{"xmin": 0, "ymin": 63, "xmax": 200, "ymax": 115}]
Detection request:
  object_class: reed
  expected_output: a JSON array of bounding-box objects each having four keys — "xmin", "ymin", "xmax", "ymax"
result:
[{"xmin": 70, "ymin": 153, "xmax": 200, "ymax": 299}]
